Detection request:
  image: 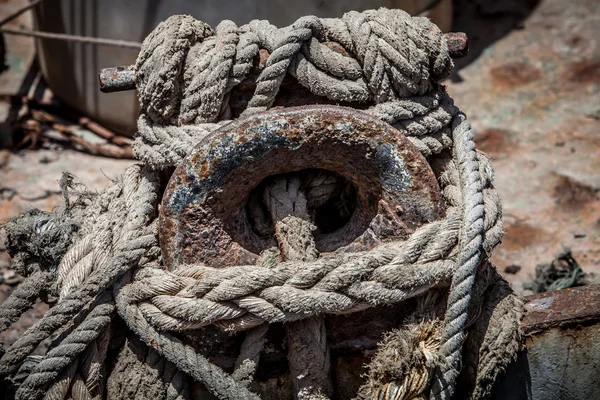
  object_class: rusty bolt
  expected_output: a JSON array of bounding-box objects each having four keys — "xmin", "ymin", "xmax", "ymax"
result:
[
  {"xmin": 98, "ymin": 65, "xmax": 136, "ymax": 93},
  {"xmin": 444, "ymin": 32, "xmax": 469, "ymax": 59}
]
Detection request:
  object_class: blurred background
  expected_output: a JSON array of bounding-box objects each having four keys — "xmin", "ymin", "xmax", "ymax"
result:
[{"xmin": 0, "ymin": 0, "xmax": 598, "ymax": 350}]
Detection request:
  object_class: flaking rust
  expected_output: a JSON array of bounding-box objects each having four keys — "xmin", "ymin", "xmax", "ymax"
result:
[
  {"xmin": 159, "ymin": 105, "xmax": 444, "ymax": 269},
  {"xmin": 98, "ymin": 65, "xmax": 136, "ymax": 93},
  {"xmin": 495, "ymin": 284, "xmax": 600, "ymax": 399},
  {"xmin": 522, "ymin": 284, "xmax": 600, "ymax": 334}
]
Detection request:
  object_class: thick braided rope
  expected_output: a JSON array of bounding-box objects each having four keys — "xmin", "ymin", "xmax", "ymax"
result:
[
  {"xmin": 431, "ymin": 115, "xmax": 485, "ymax": 399},
  {"xmin": 110, "ymin": 120, "xmax": 493, "ymax": 400},
  {"xmin": 77, "ymin": 320, "xmax": 111, "ymax": 398},
  {"xmin": 111, "ymin": 150, "xmax": 504, "ymax": 335},
  {"xmin": 267, "ymin": 181, "xmax": 332, "ymax": 399},
  {"xmin": 179, "ymin": 21, "xmax": 260, "ymax": 123},
  {"xmin": 115, "ymin": 204, "xmax": 462, "ymax": 332},
  {"xmin": 135, "ymin": 89, "xmax": 454, "ymax": 169},
  {"xmin": 0, "ymin": 269, "xmax": 52, "ymax": 332},
  {"xmin": 243, "ymin": 16, "xmax": 330, "ymax": 114},
  {"xmin": 0, "ymin": 8, "xmax": 508, "ymax": 400},
  {"xmin": 1, "ymin": 122, "xmax": 496, "ymax": 396},
  {"xmin": 133, "ymin": 9, "xmax": 454, "ymax": 169},
  {"xmin": 107, "ymin": 155, "xmax": 498, "ymax": 335},
  {"xmin": 107, "ymin": 150, "xmax": 488, "ymax": 400},
  {"xmin": 0, "ymin": 125, "xmax": 498, "ymax": 397},
  {"xmin": 45, "ymin": 358, "xmax": 79, "ymax": 400},
  {"xmin": 0, "ymin": 165, "xmax": 160, "ymax": 376},
  {"xmin": 114, "ymin": 270, "xmax": 260, "ymax": 400},
  {"xmin": 15, "ymin": 294, "xmax": 114, "ymax": 400},
  {"xmin": 125, "ymin": 121, "xmax": 498, "ymax": 400}
]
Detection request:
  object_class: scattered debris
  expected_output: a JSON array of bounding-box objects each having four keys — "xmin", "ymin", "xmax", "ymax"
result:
[
  {"xmin": 504, "ymin": 265, "xmax": 522, "ymax": 274},
  {"xmin": 523, "ymin": 249, "xmax": 588, "ymax": 293},
  {"xmin": 0, "ymin": 267, "xmax": 22, "ymax": 285},
  {"xmin": 16, "ymin": 109, "xmax": 133, "ymax": 159},
  {"xmin": 1, "ymin": 95, "xmax": 133, "ymax": 159}
]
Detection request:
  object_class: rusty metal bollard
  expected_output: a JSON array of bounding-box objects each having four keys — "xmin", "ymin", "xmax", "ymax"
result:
[
  {"xmin": 95, "ymin": 30, "xmax": 469, "ymax": 400},
  {"xmin": 154, "ymin": 107, "xmax": 443, "ymax": 397},
  {"xmin": 159, "ymin": 105, "xmax": 443, "ymax": 269}
]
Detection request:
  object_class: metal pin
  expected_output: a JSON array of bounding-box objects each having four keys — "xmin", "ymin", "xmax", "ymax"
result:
[
  {"xmin": 98, "ymin": 65, "xmax": 136, "ymax": 93},
  {"xmin": 98, "ymin": 32, "xmax": 468, "ymax": 93},
  {"xmin": 444, "ymin": 32, "xmax": 469, "ymax": 59}
]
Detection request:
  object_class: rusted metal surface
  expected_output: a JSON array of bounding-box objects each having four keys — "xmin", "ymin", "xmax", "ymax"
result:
[
  {"xmin": 522, "ymin": 284, "xmax": 600, "ymax": 334},
  {"xmin": 159, "ymin": 105, "xmax": 443, "ymax": 269},
  {"xmin": 444, "ymin": 31, "xmax": 469, "ymax": 58},
  {"xmin": 160, "ymin": 104, "xmax": 444, "ymax": 398},
  {"xmin": 98, "ymin": 65, "xmax": 136, "ymax": 93},
  {"xmin": 494, "ymin": 284, "xmax": 600, "ymax": 400},
  {"xmin": 98, "ymin": 32, "xmax": 470, "ymax": 93},
  {"xmin": 446, "ymin": 0, "xmax": 600, "ymax": 293},
  {"xmin": 159, "ymin": 104, "xmax": 444, "ymax": 397}
]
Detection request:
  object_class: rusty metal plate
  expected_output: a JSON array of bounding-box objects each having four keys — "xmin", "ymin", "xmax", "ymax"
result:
[
  {"xmin": 159, "ymin": 105, "xmax": 444, "ymax": 269},
  {"xmin": 495, "ymin": 284, "xmax": 600, "ymax": 400},
  {"xmin": 522, "ymin": 284, "xmax": 600, "ymax": 334}
]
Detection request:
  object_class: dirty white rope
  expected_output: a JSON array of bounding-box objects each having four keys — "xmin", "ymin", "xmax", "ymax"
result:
[
  {"xmin": 133, "ymin": 9, "xmax": 454, "ymax": 169},
  {"xmin": 0, "ymin": 7, "xmax": 521, "ymax": 400}
]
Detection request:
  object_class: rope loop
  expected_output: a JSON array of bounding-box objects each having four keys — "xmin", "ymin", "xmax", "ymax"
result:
[
  {"xmin": 0, "ymin": 7, "xmax": 523, "ymax": 400},
  {"xmin": 135, "ymin": 8, "xmax": 453, "ymax": 127}
]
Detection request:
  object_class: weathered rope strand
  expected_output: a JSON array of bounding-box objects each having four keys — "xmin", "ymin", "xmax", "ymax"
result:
[
  {"xmin": 0, "ymin": 7, "xmax": 521, "ymax": 400},
  {"xmin": 431, "ymin": 114, "xmax": 485, "ymax": 399},
  {"xmin": 15, "ymin": 294, "xmax": 114, "ymax": 400},
  {"xmin": 0, "ymin": 269, "xmax": 51, "ymax": 332},
  {"xmin": 133, "ymin": 9, "xmax": 454, "ymax": 170},
  {"xmin": 0, "ymin": 165, "xmax": 159, "ymax": 376},
  {"xmin": 115, "ymin": 272, "xmax": 260, "ymax": 400}
]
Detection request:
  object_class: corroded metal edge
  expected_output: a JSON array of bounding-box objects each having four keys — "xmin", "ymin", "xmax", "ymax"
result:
[
  {"xmin": 493, "ymin": 284, "xmax": 600, "ymax": 400},
  {"xmin": 522, "ymin": 284, "xmax": 600, "ymax": 334},
  {"xmin": 98, "ymin": 64, "xmax": 136, "ymax": 93}
]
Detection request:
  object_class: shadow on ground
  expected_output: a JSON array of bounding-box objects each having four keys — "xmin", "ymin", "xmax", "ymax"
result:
[{"xmin": 450, "ymin": 0, "xmax": 540, "ymax": 80}]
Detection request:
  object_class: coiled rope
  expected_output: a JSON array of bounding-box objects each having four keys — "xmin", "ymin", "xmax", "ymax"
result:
[{"xmin": 0, "ymin": 8, "xmax": 522, "ymax": 400}]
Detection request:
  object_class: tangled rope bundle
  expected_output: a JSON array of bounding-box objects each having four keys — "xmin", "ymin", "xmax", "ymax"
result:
[{"xmin": 0, "ymin": 8, "xmax": 523, "ymax": 400}]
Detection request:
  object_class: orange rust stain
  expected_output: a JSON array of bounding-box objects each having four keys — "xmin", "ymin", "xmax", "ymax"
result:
[
  {"xmin": 490, "ymin": 62, "xmax": 542, "ymax": 89},
  {"xmin": 197, "ymin": 158, "xmax": 211, "ymax": 178},
  {"xmin": 475, "ymin": 128, "xmax": 515, "ymax": 156},
  {"xmin": 324, "ymin": 41, "xmax": 349, "ymax": 56},
  {"xmin": 552, "ymin": 173, "xmax": 598, "ymax": 209},
  {"xmin": 566, "ymin": 60, "xmax": 600, "ymax": 83},
  {"xmin": 502, "ymin": 221, "xmax": 549, "ymax": 251},
  {"xmin": 259, "ymin": 49, "xmax": 269, "ymax": 67},
  {"xmin": 234, "ymin": 134, "xmax": 249, "ymax": 145}
]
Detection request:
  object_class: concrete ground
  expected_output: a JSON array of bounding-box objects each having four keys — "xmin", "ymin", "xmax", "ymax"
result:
[{"xmin": 0, "ymin": 0, "xmax": 598, "ymax": 348}]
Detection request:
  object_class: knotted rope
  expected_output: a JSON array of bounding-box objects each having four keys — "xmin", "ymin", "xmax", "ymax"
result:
[{"xmin": 0, "ymin": 8, "xmax": 522, "ymax": 400}]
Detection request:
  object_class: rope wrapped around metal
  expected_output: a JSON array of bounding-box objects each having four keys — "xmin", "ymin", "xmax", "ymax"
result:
[{"xmin": 0, "ymin": 8, "xmax": 523, "ymax": 400}]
